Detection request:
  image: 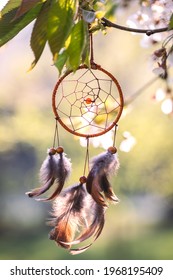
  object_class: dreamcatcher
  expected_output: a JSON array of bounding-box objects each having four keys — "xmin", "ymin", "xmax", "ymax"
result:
[{"xmin": 26, "ymin": 34, "xmax": 124, "ymax": 254}]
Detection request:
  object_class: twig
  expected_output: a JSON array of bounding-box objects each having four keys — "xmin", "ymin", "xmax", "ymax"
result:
[
  {"xmin": 102, "ymin": 17, "xmax": 170, "ymax": 36},
  {"xmin": 125, "ymin": 76, "xmax": 159, "ymax": 105}
]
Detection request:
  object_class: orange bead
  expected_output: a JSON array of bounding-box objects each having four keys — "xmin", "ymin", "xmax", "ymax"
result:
[{"xmin": 85, "ymin": 97, "xmax": 92, "ymax": 104}]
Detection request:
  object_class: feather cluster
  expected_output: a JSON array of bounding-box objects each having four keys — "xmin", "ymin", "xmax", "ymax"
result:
[
  {"xmin": 26, "ymin": 145, "xmax": 120, "ymax": 254},
  {"xmin": 86, "ymin": 147, "xmax": 119, "ymax": 207},
  {"xmin": 48, "ymin": 179, "xmax": 106, "ymax": 255},
  {"xmin": 26, "ymin": 147, "xmax": 71, "ymax": 201}
]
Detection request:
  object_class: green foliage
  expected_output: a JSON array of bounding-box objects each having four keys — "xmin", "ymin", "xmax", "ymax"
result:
[
  {"xmin": 1, "ymin": 0, "xmax": 21, "ymax": 15},
  {"xmin": 54, "ymin": 49, "xmax": 68, "ymax": 74},
  {"xmin": 0, "ymin": 0, "xmax": 117, "ymax": 74},
  {"xmin": 169, "ymin": 14, "xmax": 173, "ymax": 29},
  {"xmin": 47, "ymin": 0, "xmax": 76, "ymax": 62},
  {"xmin": 67, "ymin": 20, "xmax": 89, "ymax": 71},
  {"xmin": 0, "ymin": 0, "xmax": 173, "ymax": 74},
  {"xmin": 0, "ymin": 1, "xmax": 42, "ymax": 47},
  {"xmin": 13, "ymin": 0, "xmax": 42, "ymax": 20},
  {"xmin": 30, "ymin": 1, "xmax": 50, "ymax": 70}
]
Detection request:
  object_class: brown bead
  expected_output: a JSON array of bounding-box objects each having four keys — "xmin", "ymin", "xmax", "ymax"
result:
[
  {"xmin": 79, "ymin": 176, "xmax": 87, "ymax": 184},
  {"xmin": 48, "ymin": 148, "xmax": 56, "ymax": 155},
  {"xmin": 56, "ymin": 146, "xmax": 64, "ymax": 154},
  {"xmin": 108, "ymin": 146, "xmax": 117, "ymax": 154}
]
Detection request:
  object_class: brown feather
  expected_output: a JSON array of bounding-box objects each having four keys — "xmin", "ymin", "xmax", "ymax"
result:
[
  {"xmin": 37, "ymin": 153, "xmax": 71, "ymax": 201},
  {"xmin": 71, "ymin": 202, "xmax": 105, "ymax": 244},
  {"xmin": 70, "ymin": 244, "xmax": 92, "ymax": 255},
  {"xmin": 48, "ymin": 184, "xmax": 107, "ymax": 254},
  {"xmin": 86, "ymin": 149, "xmax": 119, "ymax": 206},
  {"xmin": 90, "ymin": 176, "xmax": 108, "ymax": 207},
  {"xmin": 48, "ymin": 183, "xmax": 87, "ymax": 248},
  {"xmin": 62, "ymin": 204, "xmax": 105, "ymax": 255},
  {"xmin": 99, "ymin": 174, "xmax": 119, "ymax": 203},
  {"xmin": 26, "ymin": 151, "xmax": 71, "ymax": 200},
  {"xmin": 26, "ymin": 177, "xmax": 55, "ymax": 198},
  {"xmin": 49, "ymin": 220, "xmax": 74, "ymax": 249},
  {"xmin": 26, "ymin": 154, "xmax": 54, "ymax": 197}
]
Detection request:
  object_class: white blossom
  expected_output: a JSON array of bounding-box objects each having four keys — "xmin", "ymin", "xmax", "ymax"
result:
[
  {"xmin": 154, "ymin": 88, "xmax": 166, "ymax": 101},
  {"xmin": 80, "ymin": 130, "xmax": 114, "ymax": 150},
  {"xmin": 127, "ymin": 0, "xmax": 173, "ymax": 46},
  {"xmin": 119, "ymin": 131, "xmax": 136, "ymax": 153},
  {"xmin": 161, "ymin": 98, "xmax": 173, "ymax": 114}
]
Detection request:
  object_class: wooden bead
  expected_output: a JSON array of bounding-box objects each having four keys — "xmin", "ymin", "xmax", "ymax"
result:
[
  {"xmin": 48, "ymin": 148, "xmax": 56, "ymax": 155},
  {"xmin": 79, "ymin": 176, "xmax": 87, "ymax": 184},
  {"xmin": 108, "ymin": 146, "xmax": 117, "ymax": 154},
  {"xmin": 56, "ymin": 146, "xmax": 64, "ymax": 154}
]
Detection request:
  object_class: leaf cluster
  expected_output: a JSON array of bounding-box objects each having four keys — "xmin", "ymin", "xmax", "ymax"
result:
[{"xmin": 0, "ymin": 0, "xmax": 117, "ymax": 74}]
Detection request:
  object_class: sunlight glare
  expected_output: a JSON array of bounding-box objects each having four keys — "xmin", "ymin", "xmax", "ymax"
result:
[{"xmin": 0, "ymin": 0, "xmax": 8, "ymax": 10}]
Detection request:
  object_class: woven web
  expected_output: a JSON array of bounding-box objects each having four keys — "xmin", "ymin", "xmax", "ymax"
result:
[{"xmin": 54, "ymin": 68, "xmax": 122, "ymax": 137}]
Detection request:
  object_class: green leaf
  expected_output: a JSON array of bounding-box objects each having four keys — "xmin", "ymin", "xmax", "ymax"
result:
[
  {"xmin": 0, "ymin": 4, "xmax": 42, "ymax": 47},
  {"xmin": 81, "ymin": 23, "xmax": 90, "ymax": 67},
  {"xmin": 54, "ymin": 49, "xmax": 68, "ymax": 74},
  {"xmin": 30, "ymin": 1, "xmax": 50, "ymax": 70},
  {"xmin": 67, "ymin": 20, "xmax": 86, "ymax": 71},
  {"xmin": 13, "ymin": 0, "xmax": 44, "ymax": 20},
  {"xmin": 169, "ymin": 14, "xmax": 173, "ymax": 29},
  {"xmin": 47, "ymin": 0, "xmax": 76, "ymax": 61},
  {"xmin": 0, "ymin": 0, "xmax": 22, "ymax": 16}
]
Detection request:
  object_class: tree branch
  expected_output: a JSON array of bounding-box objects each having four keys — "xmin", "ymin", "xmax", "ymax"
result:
[
  {"xmin": 125, "ymin": 76, "xmax": 159, "ymax": 105},
  {"xmin": 102, "ymin": 18, "xmax": 170, "ymax": 36}
]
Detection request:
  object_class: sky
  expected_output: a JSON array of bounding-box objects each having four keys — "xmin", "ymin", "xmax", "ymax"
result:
[{"xmin": 0, "ymin": 0, "xmax": 8, "ymax": 10}]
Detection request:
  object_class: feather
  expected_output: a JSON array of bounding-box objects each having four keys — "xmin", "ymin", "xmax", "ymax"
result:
[
  {"xmin": 70, "ymin": 244, "xmax": 92, "ymax": 255},
  {"xmin": 59, "ymin": 202, "xmax": 106, "ymax": 255},
  {"xmin": 48, "ymin": 181, "xmax": 107, "ymax": 254},
  {"xmin": 49, "ymin": 220, "xmax": 74, "ymax": 249},
  {"xmin": 86, "ymin": 147, "xmax": 119, "ymax": 206},
  {"xmin": 69, "ymin": 201, "xmax": 105, "ymax": 244},
  {"xmin": 99, "ymin": 174, "xmax": 119, "ymax": 202},
  {"xmin": 48, "ymin": 182, "xmax": 87, "ymax": 249},
  {"xmin": 26, "ymin": 147, "xmax": 71, "ymax": 200}
]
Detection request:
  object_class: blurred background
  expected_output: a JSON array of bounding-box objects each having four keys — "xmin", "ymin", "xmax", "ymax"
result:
[{"xmin": 1, "ymin": 1, "xmax": 173, "ymax": 260}]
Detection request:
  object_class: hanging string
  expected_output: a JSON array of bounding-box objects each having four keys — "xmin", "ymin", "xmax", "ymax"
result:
[
  {"xmin": 113, "ymin": 124, "xmax": 118, "ymax": 147},
  {"xmin": 90, "ymin": 33, "xmax": 95, "ymax": 66},
  {"xmin": 83, "ymin": 137, "xmax": 90, "ymax": 177},
  {"xmin": 53, "ymin": 119, "xmax": 60, "ymax": 148}
]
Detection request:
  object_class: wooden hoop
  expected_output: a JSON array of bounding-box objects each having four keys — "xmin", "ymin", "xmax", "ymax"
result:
[{"xmin": 52, "ymin": 64, "xmax": 124, "ymax": 138}]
